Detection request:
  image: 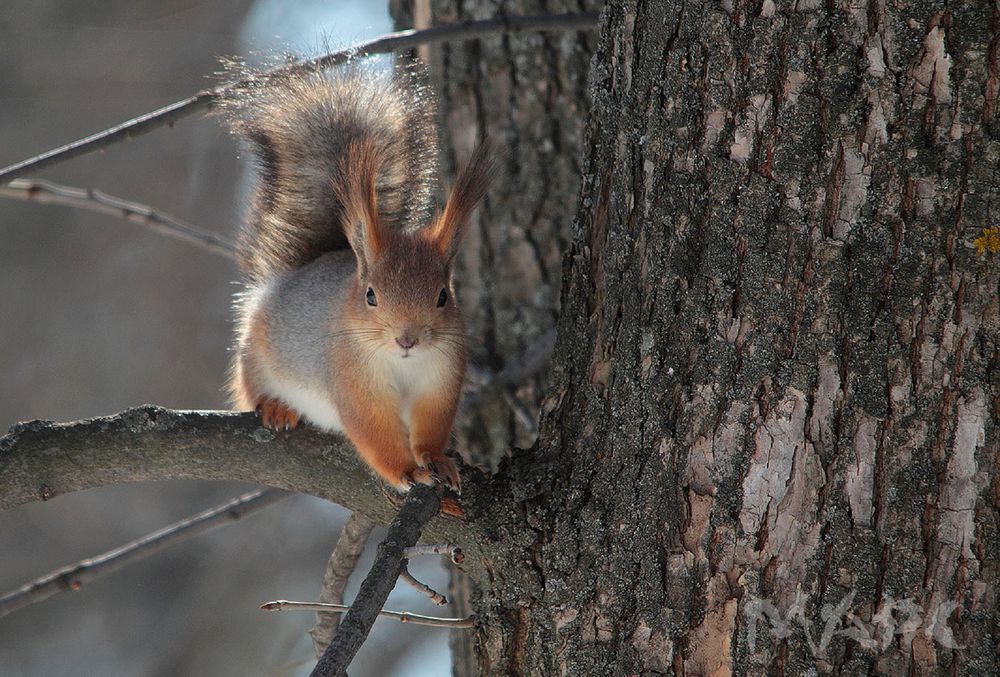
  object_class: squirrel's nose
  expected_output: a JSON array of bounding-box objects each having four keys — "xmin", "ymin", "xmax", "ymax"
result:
[{"xmin": 395, "ymin": 334, "xmax": 418, "ymax": 350}]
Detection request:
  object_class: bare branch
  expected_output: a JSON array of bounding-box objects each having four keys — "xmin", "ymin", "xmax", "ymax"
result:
[
  {"xmin": 0, "ymin": 406, "xmax": 471, "ymax": 548},
  {"xmin": 0, "ymin": 93, "xmax": 211, "ymax": 185},
  {"xmin": 0, "ymin": 488, "xmax": 286, "ymax": 618},
  {"xmin": 311, "ymin": 484, "xmax": 443, "ymax": 676},
  {"xmin": 262, "ymin": 600, "xmax": 474, "ymax": 629},
  {"xmin": 0, "ymin": 12, "xmax": 599, "ymax": 184},
  {"xmin": 309, "ymin": 512, "xmax": 377, "ymax": 658},
  {"xmin": 1, "ymin": 408, "xmax": 406, "ymax": 525},
  {"xmin": 400, "ymin": 566, "xmax": 448, "ymax": 605},
  {"xmin": 403, "ymin": 544, "xmax": 464, "ymax": 564},
  {"xmin": 0, "ymin": 179, "xmax": 236, "ymax": 259}
]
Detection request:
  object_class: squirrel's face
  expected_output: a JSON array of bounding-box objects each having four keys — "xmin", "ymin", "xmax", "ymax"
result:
[
  {"xmin": 352, "ymin": 234, "xmax": 465, "ymax": 362},
  {"xmin": 341, "ymin": 142, "xmax": 491, "ymax": 364}
]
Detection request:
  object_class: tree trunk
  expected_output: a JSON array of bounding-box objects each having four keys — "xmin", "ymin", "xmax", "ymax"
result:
[{"xmin": 431, "ymin": 0, "xmax": 1000, "ymax": 674}]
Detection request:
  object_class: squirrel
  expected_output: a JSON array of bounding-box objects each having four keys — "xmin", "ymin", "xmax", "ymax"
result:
[{"xmin": 222, "ymin": 61, "xmax": 493, "ymax": 500}]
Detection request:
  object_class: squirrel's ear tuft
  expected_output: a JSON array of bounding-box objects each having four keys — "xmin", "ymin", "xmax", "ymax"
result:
[
  {"xmin": 425, "ymin": 143, "xmax": 495, "ymax": 263},
  {"xmin": 337, "ymin": 139, "xmax": 388, "ymax": 274}
]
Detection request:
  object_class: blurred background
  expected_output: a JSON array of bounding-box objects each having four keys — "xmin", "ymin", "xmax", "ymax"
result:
[{"xmin": 0, "ymin": 1, "xmax": 454, "ymax": 674}]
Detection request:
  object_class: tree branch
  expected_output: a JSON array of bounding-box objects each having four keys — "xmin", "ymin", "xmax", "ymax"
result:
[
  {"xmin": 309, "ymin": 512, "xmax": 377, "ymax": 657},
  {"xmin": 399, "ymin": 566, "xmax": 448, "ymax": 605},
  {"xmin": 0, "ymin": 488, "xmax": 286, "ymax": 618},
  {"xmin": 0, "ymin": 179, "xmax": 236, "ymax": 259},
  {"xmin": 0, "ymin": 406, "xmax": 471, "ymax": 542},
  {"xmin": 0, "ymin": 12, "xmax": 599, "ymax": 184},
  {"xmin": 262, "ymin": 600, "xmax": 474, "ymax": 629},
  {"xmin": 0, "ymin": 410, "xmax": 385, "ymax": 522},
  {"xmin": 403, "ymin": 544, "xmax": 464, "ymax": 563},
  {"xmin": 311, "ymin": 485, "xmax": 443, "ymax": 677}
]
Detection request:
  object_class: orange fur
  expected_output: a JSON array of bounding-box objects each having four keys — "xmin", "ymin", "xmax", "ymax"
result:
[
  {"xmin": 425, "ymin": 143, "xmax": 495, "ymax": 262},
  {"xmin": 337, "ymin": 140, "xmax": 389, "ymax": 263},
  {"xmin": 334, "ymin": 359, "xmax": 431, "ymax": 490},
  {"xmin": 439, "ymin": 498, "xmax": 465, "ymax": 518},
  {"xmin": 231, "ymin": 309, "xmax": 272, "ymax": 411},
  {"xmin": 409, "ymin": 389, "xmax": 462, "ymax": 490},
  {"xmin": 256, "ymin": 397, "xmax": 300, "ymax": 431}
]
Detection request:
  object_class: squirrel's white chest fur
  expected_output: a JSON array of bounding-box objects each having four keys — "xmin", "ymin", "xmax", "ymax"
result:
[
  {"xmin": 261, "ymin": 370, "xmax": 346, "ymax": 432},
  {"xmin": 378, "ymin": 350, "xmax": 453, "ymax": 429}
]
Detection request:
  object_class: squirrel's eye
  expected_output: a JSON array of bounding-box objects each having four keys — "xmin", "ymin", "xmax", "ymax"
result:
[
  {"xmin": 366, "ymin": 287, "xmax": 377, "ymax": 307},
  {"xmin": 436, "ymin": 288, "xmax": 448, "ymax": 308}
]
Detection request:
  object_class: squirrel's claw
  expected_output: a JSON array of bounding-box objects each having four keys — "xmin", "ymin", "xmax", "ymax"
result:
[
  {"xmin": 403, "ymin": 467, "xmax": 438, "ymax": 488},
  {"xmin": 413, "ymin": 453, "xmax": 462, "ymax": 495},
  {"xmin": 404, "ymin": 458, "xmax": 461, "ymax": 493},
  {"xmin": 399, "ymin": 469, "xmax": 465, "ymax": 518},
  {"xmin": 254, "ymin": 397, "xmax": 301, "ymax": 432},
  {"xmin": 429, "ymin": 457, "xmax": 461, "ymax": 495}
]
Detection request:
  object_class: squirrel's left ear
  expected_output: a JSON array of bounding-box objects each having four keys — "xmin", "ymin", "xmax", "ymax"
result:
[
  {"xmin": 425, "ymin": 144, "xmax": 495, "ymax": 263},
  {"xmin": 338, "ymin": 140, "xmax": 389, "ymax": 276}
]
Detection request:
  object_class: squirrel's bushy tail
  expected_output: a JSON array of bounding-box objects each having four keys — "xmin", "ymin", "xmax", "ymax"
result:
[{"xmin": 221, "ymin": 61, "xmax": 439, "ymax": 282}]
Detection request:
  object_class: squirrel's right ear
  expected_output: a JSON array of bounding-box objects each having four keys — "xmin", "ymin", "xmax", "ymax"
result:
[
  {"xmin": 425, "ymin": 144, "xmax": 495, "ymax": 264},
  {"xmin": 338, "ymin": 140, "xmax": 389, "ymax": 276}
]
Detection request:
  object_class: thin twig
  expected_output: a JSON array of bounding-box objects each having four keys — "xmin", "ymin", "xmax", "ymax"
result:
[
  {"xmin": 400, "ymin": 566, "xmax": 448, "ymax": 605},
  {"xmin": 0, "ymin": 178, "xmax": 236, "ymax": 259},
  {"xmin": 0, "ymin": 488, "xmax": 287, "ymax": 618},
  {"xmin": 311, "ymin": 484, "xmax": 443, "ymax": 676},
  {"xmin": 403, "ymin": 544, "xmax": 464, "ymax": 564},
  {"xmin": 309, "ymin": 512, "xmax": 377, "ymax": 658},
  {"xmin": 262, "ymin": 600, "xmax": 474, "ymax": 629},
  {"xmin": 0, "ymin": 12, "xmax": 599, "ymax": 184}
]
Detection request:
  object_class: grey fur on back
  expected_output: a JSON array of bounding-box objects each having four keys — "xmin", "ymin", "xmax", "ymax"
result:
[
  {"xmin": 221, "ymin": 60, "xmax": 440, "ymax": 283},
  {"xmin": 264, "ymin": 250, "xmax": 356, "ymax": 389}
]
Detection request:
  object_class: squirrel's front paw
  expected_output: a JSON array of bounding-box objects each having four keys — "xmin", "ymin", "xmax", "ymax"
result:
[
  {"xmin": 402, "ymin": 467, "xmax": 437, "ymax": 488},
  {"xmin": 254, "ymin": 397, "xmax": 301, "ymax": 431},
  {"xmin": 412, "ymin": 453, "xmax": 461, "ymax": 494},
  {"xmin": 398, "ymin": 470, "xmax": 465, "ymax": 518}
]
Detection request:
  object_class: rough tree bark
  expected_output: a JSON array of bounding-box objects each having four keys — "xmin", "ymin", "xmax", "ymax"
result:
[{"xmin": 431, "ymin": 0, "xmax": 999, "ymax": 674}]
